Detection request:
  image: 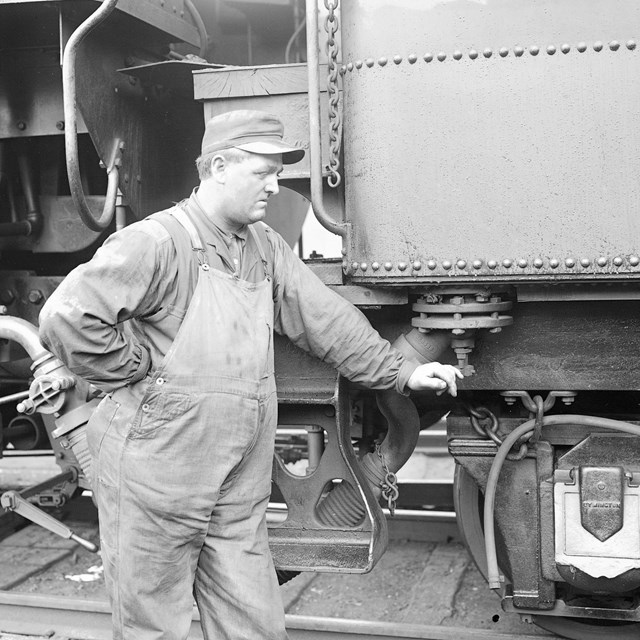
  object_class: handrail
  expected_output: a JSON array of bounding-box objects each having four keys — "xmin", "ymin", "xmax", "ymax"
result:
[
  {"xmin": 62, "ymin": 0, "xmax": 120, "ymax": 232},
  {"xmin": 184, "ymin": 0, "xmax": 208, "ymax": 59},
  {"xmin": 305, "ymin": 0, "xmax": 348, "ymax": 237}
]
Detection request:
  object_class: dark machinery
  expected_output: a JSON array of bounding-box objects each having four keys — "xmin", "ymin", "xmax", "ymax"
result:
[{"xmin": 1, "ymin": 1, "xmax": 640, "ymax": 638}]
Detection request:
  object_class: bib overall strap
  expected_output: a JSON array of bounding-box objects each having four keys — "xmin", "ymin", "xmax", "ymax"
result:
[
  {"xmin": 171, "ymin": 208, "xmax": 210, "ymax": 270},
  {"xmin": 249, "ymin": 223, "xmax": 272, "ymax": 281}
]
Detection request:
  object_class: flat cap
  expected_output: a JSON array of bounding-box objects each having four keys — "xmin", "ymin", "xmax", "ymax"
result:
[{"xmin": 201, "ymin": 110, "xmax": 305, "ymax": 164}]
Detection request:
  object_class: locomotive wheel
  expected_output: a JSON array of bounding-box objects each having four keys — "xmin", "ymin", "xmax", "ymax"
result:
[{"xmin": 453, "ymin": 464, "xmax": 640, "ymax": 640}]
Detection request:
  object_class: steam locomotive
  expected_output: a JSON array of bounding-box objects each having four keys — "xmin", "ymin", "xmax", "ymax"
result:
[{"xmin": 1, "ymin": 1, "xmax": 639, "ymax": 638}]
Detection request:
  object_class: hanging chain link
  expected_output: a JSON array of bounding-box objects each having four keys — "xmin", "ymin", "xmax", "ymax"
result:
[
  {"xmin": 323, "ymin": 0, "xmax": 342, "ymax": 188},
  {"xmin": 375, "ymin": 443, "xmax": 399, "ymax": 517},
  {"xmin": 466, "ymin": 405, "xmax": 529, "ymax": 461}
]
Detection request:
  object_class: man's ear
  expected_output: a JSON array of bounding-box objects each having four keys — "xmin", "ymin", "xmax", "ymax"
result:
[{"xmin": 210, "ymin": 155, "xmax": 227, "ymax": 183}]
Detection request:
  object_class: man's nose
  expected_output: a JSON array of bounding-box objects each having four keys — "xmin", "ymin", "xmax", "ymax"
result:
[{"xmin": 265, "ymin": 175, "xmax": 279, "ymax": 196}]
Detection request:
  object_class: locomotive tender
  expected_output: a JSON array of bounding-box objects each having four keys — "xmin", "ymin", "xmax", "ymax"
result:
[{"xmin": 1, "ymin": 0, "xmax": 640, "ymax": 638}]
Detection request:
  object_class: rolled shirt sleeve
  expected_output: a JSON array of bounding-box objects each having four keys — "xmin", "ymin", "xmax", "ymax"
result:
[
  {"xmin": 39, "ymin": 224, "xmax": 170, "ymax": 392},
  {"xmin": 268, "ymin": 230, "xmax": 418, "ymax": 394}
]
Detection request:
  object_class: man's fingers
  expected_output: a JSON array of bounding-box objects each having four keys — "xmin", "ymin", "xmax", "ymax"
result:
[
  {"xmin": 436, "ymin": 373, "xmax": 457, "ymax": 397},
  {"xmin": 436, "ymin": 366, "xmax": 461, "ymax": 397},
  {"xmin": 407, "ymin": 363, "xmax": 464, "ymax": 394},
  {"xmin": 415, "ymin": 377, "xmax": 446, "ymax": 391}
]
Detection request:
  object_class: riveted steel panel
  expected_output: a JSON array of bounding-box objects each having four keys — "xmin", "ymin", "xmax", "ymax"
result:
[{"xmin": 341, "ymin": 0, "xmax": 640, "ymax": 283}]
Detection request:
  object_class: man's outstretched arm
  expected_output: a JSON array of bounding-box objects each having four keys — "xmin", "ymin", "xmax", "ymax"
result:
[{"xmin": 268, "ymin": 229, "xmax": 460, "ymax": 395}]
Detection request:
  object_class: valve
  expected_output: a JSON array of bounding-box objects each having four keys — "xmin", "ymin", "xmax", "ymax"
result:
[
  {"xmin": 16, "ymin": 373, "xmax": 76, "ymax": 415},
  {"xmin": 412, "ymin": 288, "xmax": 513, "ymax": 375}
]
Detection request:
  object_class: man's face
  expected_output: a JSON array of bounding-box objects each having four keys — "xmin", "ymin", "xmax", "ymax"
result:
[{"xmin": 219, "ymin": 152, "xmax": 283, "ymax": 229}]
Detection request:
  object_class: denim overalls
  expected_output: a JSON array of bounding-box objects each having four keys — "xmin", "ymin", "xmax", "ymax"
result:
[{"xmin": 87, "ymin": 207, "xmax": 286, "ymax": 639}]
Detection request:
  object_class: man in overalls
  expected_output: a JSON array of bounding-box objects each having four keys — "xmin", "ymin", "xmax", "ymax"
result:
[{"xmin": 39, "ymin": 110, "xmax": 461, "ymax": 639}]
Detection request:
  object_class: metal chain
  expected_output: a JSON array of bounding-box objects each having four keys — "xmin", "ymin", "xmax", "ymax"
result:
[
  {"xmin": 323, "ymin": 0, "xmax": 342, "ymax": 188},
  {"xmin": 467, "ymin": 405, "xmax": 502, "ymax": 446},
  {"xmin": 466, "ymin": 405, "xmax": 529, "ymax": 460},
  {"xmin": 375, "ymin": 443, "xmax": 399, "ymax": 517},
  {"xmin": 530, "ymin": 395, "xmax": 545, "ymax": 444}
]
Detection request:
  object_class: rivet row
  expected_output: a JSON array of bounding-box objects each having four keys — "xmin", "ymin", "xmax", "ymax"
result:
[
  {"xmin": 341, "ymin": 39, "xmax": 636, "ymax": 73},
  {"xmin": 347, "ymin": 256, "xmax": 640, "ymax": 272}
]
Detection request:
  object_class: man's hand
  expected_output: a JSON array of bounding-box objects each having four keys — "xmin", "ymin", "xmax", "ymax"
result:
[{"xmin": 406, "ymin": 362, "xmax": 463, "ymax": 396}]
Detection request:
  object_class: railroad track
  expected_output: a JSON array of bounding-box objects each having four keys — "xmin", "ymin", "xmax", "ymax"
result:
[
  {"xmin": 0, "ymin": 492, "xmax": 539, "ymax": 640},
  {"xmin": 4, "ymin": 435, "xmax": 527, "ymax": 640},
  {"xmin": 0, "ymin": 592, "xmax": 549, "ymax": 640}
]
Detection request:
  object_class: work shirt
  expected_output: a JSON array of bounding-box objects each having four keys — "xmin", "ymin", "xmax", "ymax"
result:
[{"xmin": 39, "ymin": 191, "xmax": 417, "ymax": 395}]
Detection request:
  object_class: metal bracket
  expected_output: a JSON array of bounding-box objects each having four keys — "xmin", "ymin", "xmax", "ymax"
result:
[
  {"xmin": 270, "ymin": 376, "xmax": 388, "ymax": 573},
  {"xmin": 501, "ymin": 390, "xmax": 577, "ymax": 411},
  {"xmin": 553, "ymin": 468, "xmax": 575, "ymax": 485}
]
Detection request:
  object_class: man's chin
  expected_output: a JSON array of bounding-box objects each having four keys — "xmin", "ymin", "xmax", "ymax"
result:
[{"xmin": 249, "ymin": 208, "xmax": 267, "ymax": 223}]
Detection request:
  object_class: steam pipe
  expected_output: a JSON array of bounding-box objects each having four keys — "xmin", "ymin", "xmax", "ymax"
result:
[
  {"xmin": 0, "ymin": 144, "xmax": 28, "ymax": 235},
  {"xmin": 0, "ymin": 316, "xmax": 99, "ymax": 550},
  {"xmin": 15, "ymin": 142, "xmax": 42, "ymax": 236},
  {"xmin": 0, "ymin": 221, "xmax": 33, "ymax": 237},
  {"xmin": 375, "ymin": 392, "xmax": 420, "ymax": 473},
  {"xmin": 184, "ymin": 0, "xmax": 208, "ymax": 59},
  {"xmin": 62, "ymin": 0, "xmax": 120, "ymax": 232},
  {"xmin": 305, "ymin": 0, "xmax": 347, "ymax": 237},
  {"xmin": 484, "ymin": 414, "xmax": 640, "ymax": 590},
  {"xmin": 0, "ymin": 316, "xmax": 49, "ymax": 363},
  {"xmin": 376, "ymin": 329, "xmax": 452, "ymax": 472},
  {"xmin": 0, "ymin": 141, "xmax": 43, "ymax": 237}
]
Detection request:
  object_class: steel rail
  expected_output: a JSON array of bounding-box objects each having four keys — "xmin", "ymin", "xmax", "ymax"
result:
[
  {"xmin": 267, "ymin": 504, "xmax": 455, "ymax": 524},
  {"xmin": 0, "ymin": 592, "xmax": 550, "ymax": 640},
  {"xmin": 7, "ymin": 431, "xmax": 449, "ymax": 456},
  {"xmin": 267, "ymin": 504, "xmax": 459, "ymax": 544}
]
